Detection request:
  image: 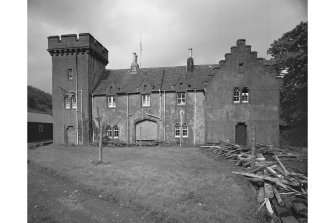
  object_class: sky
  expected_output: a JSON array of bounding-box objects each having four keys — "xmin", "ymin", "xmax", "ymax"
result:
[{"xmin": 28, "ymin": 0, "xmax": 307, "ymax": 93}]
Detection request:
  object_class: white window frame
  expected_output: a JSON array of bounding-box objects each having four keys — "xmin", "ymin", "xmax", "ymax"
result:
[
  {"xmin": 113, "ymin": 125, "xmax": 119, "ymax": 139},
  {"xmin": 182, "ymin": 123, "xmax": 188, "ymax": 138},
  {"xmin": 142, "ymin": 94, "xmax": 150, "ymax": 107},
  {"xmin": 106, "ymin": 126, "xmax": 112, "ymax": 138},
  {"xmin": 71, "ymin": 95, "xmax": 77, "ymax": 109},
  {"xmin": 65, "ymin": 96, "xmax": 71, "ymax": 109},
  {"xmin": 177, "ymin": 92, "xmax": 186, "ymax": 105},
  {"xmin": 233, "ymin": 88, "xmax": 240, "ymax": 104},
  {"xmin": 175, "ymin": 123, "xmax": 180, "ymax": 137},
  {"xmin": 107, "ymin": 96, "xmax": 116, "ymax": 108},
  {"xmin": 242, "ymin": 88, "xmax": 249, "ymax": 103}
]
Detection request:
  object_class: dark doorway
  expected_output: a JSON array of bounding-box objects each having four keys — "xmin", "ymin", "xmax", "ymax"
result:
[
  {"xmin": 66, "ymin": 126, "xmax": 76, "ymax": 145},
  {"xmin": 135, "ymin": 120, "xmax": 157, "ymax": 142},
  {"xmin": 235, "ymin": 123, "xmax": 247, "ymax": 146}
]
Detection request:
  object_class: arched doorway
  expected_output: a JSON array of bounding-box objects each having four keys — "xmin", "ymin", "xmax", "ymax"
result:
[{"xmin": 135, "ymin": 119, "xmax": 158, "ymax": 143}]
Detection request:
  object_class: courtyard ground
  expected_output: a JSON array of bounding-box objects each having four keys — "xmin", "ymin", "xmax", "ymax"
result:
[{"xmin": 28, "ymin": 145, "xmax": 267, "ymax": 223}]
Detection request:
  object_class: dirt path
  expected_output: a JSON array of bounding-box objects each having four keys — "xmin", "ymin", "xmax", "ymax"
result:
[{"xmin": 28, "ymin": 163, "xmax": 153, "ymax": 223}]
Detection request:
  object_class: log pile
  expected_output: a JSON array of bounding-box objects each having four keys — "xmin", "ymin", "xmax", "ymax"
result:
[{"xmin": 201, "ymin": 142, "xmax": 307, "ymax": 222}]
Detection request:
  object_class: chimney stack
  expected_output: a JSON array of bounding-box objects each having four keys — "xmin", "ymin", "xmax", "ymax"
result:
[
  {"xmin": 187, "ymin": 48, "xmax": 194, "ymax": 72},
  {"xmin": 130, "ymin": 52, "xmax": 139, "ymax": 73}
]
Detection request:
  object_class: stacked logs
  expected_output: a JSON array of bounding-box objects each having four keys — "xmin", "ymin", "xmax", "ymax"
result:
[{"xmin": 201, "ymin": 142, "xmax": 307, "ymax": 222}]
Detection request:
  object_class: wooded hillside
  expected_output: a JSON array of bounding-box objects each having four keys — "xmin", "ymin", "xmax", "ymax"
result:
[{"xmin": 28, "ymin": 86, "xmax": 52, "ymax": 115}]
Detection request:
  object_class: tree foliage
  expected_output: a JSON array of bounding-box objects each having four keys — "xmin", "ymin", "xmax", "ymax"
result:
[
  {"xmin": 27, "ymin": 86, "xmax": 52, "ymax": 114},
  {"xmin": 268, "ymin": 22, "xmax": 307, "ymax": 127}
]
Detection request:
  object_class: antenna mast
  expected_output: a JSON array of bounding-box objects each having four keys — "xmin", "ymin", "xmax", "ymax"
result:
[{"xmin": 140, "ymin": 33, "xmax": 142, "ymax": 68}]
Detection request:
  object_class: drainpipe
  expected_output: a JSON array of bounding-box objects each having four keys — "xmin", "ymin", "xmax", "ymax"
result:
[
  {"xmin": 127, "ymin": 93, "xmax": 129, "ymax": 145},
  {"xmin": 80, "ymin": 90, "xmax": 83, "ymax": 145},
  {"xmin": 159, "ymin": 89, "xmax": 162, "ymax": 143},
  {"xmin": 164, "ymin": 91, "xmax": 166, "ymax": 141},
  {"xmin": 194, "ymin": 90, "xmax": 196, "ymax": 146},
  {"xmin": 91, "ymin": 94, "xmax": 94, "ymax": 143},
  {"xmin": 76, "ymin": 53, "xmax": 79, "ymax": 145}
]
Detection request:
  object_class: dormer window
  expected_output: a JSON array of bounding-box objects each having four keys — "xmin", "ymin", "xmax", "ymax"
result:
[
  {"xmin": 242, "ymin": 87, "xmax": 249, "ymax": 103},
  {"xmin": 142, "ymin": 94, "xmax": 150, "ymax": 107},
  {"xmin": 177, "ymin": 92, "xmax": 186, "ymax": 105},
  {"xmin": 233, "ymin": 88, "xmax": 240, "ymax": 103},
  {"xmin": 107, "ymin": 96, "xmax": 116, "ymax": 108}
]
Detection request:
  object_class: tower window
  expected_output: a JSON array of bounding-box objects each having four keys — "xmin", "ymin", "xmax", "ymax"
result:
[
  {"xmin": 71, "ymin": 95, "xmax": 77, "ymax": 109},
  {"xmin": 107, "ymin": 96, "xmax": 116, "ymax": 108},
  {"xmin": 177, "ymin": 92, "xmax": 186, "ymax": 105},
  {"xmin": 242, "ymin": 87, "xmax": 249, "ymax": 103},
  {"xmin": 238, "ymin": 62, "xmax": 245, "ymax": 73},
  {"xmin": 175, "ymin": 123, "xmax": 180, "ymax": 137},
  {"xmin": 142, "ymin": 94, "xmax": 150, "ymax": 107},
  {"xmin": 38, "ymin": 125, "xmax": 43, "ymax": 133},
  {"xmin": 65, "ymin": 96, "xmax": 71, "ymax": 109},
  {"xmin": 113, "ymin": 125, "xmax": 119, "ymax": 139},
  {"xmin": 182, "ymin": 123, "xmax": 188, "ymax": 137},
  {"xmin": 233, "ymin": 88, "xmax": 240, "ymax": 103},
  {"xmin": 68, "ymin": 69, "xmax": 73, "ymax": 80}
]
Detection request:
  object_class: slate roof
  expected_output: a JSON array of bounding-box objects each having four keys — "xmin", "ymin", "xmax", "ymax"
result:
[
  {"xmin": 93, "ymin": 64, "xmax": 219, "ymax": 95},
  {"xmin": 28, "ymin": 112, "xmax": 53, "ymax": 123}
]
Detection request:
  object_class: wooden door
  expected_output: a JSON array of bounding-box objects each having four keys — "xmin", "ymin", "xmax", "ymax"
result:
[
  {"xmin": 136, "ymin": 120, "xmax": 157, "ymax": 141},
  {"xmin": 235, "ymin": 123, "xmax": 247, "ymax": 146},
  {"xmin": 66, "ymin": 126, "xmax": 76, "ymax": 145}
]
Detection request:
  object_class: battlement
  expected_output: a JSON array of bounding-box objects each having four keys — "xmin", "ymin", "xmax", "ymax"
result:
[{"xmin": 47, "ymin": 33, "xmax": 108, "ymax": 65}]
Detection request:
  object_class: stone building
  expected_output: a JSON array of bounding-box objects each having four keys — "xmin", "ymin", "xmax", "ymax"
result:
[{"xmin": 47, "ymin": 33, "xmax": 282, "ymax": 147}]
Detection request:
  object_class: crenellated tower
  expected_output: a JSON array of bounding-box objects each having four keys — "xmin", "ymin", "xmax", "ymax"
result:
[{"xmin": 47, "ymin": 33, "xmax": 108, "ymax": 145}]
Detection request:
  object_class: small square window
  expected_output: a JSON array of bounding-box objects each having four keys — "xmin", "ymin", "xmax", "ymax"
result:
[
  {"xmin": 177, "ymin": 92, "xmax": 186, "ymax": 105},
  {"xmin": 107, "ymin": 96, "xmax": 116, "ymax": 108},
  {"xmin": 38, "ymin": 125, "xmax": 43, "ymax": 133},
  {"xmin": 142, "ymin": 94, "xmax": 150, "ymax": 107},
  {"xmin": 68, "ymin": 69, "xmax": 73, "ymax": 80}
]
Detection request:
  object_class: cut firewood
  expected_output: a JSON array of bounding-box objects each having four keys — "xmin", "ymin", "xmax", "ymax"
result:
[
  {"xmin": 273, "ymin": 186, "xmax": 285, "ymax": 207},
  {"xmin": 266, "ymin": 167, "xmax": 281, "ymax": 178},
  {"xmin": 274, "ymin": 155, "xmax": 290, "ymax": 176},
  {"xmin": 250, "ymin": 161, "xmax": 278, "ymax": 173},
  {"xmin": 265, "ymin": 198, "xmax": 274, "ymax": 216},
  {"xmin": 232, "ymin": 171, "xmax": 307, "ymax": 198}
]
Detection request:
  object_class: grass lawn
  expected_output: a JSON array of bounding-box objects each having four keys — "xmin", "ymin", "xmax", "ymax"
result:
[{"xmin": 28, "ymin": 145, "xmax": 265, "ymax": 223}]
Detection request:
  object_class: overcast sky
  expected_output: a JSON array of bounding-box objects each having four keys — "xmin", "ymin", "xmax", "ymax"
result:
[{"xmin": 28, "ymin": 0, "xmax": 307, "ymax": 93}]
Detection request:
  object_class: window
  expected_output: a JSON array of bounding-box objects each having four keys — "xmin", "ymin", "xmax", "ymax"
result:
[
  {"xmin": 106, "ymin": 125, "xmax": 112, "ymax": 138},
  {"xmin": 71, "ymin": 95, "xmax": 77, "ymax": 109},
  {"xmin": 233, "ymin": 88, "xmax": 240, "ymax": 103},
  {"xmin": 142, "ymin": 94, "xmax": 150, "ymax": 107},
  {"xmin": 65, "ymin": 96, "xmax": 71, "ymax": 109},
  {"xmin": 175, "ymin": 123, "xmax": 180, "ymax": 137},
  {"xmin": 113, "ymin": 125, "xmax": 119, "ymax": 139},
  {"xmin": 107, "ymin": 96, "xmax": 116, "ymax": 108},
  {"xmin": 38, "ymin": 125, "xmax": 43, "ymax": 133},
  {"xmin": 177, "ymin": 92, "xmax": 186, "ymax": 105},
  {"xmin": 242, "ymin": 87, "xmax": 249, "ymax": 103},
  {"xmin": 68, "ymin": 69, "xmax": 73, "ymax": 80},
  {"xmin": 238, "ymin": 62, "xmax": 245, "ymax": 74},
  {"xmin": 182, "ymin": 123, "xmax": 188, "ymax": 137}
]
